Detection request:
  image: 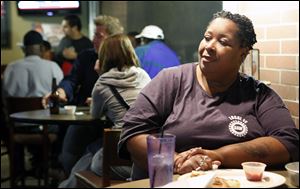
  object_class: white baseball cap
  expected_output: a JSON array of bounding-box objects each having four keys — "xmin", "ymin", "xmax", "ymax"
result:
[{"xmin": 135, "ymin": 25, "xmax": 164, "ymax": 40}]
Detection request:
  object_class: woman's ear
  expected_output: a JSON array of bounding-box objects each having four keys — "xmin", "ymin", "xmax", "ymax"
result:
[{"xmin": 241, "ymin": 48, "xmax": 250, "ymax": 63}]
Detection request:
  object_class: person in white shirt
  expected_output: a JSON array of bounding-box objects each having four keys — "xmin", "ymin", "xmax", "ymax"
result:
[{"xmin": 3, "ymin": 30, "xmax": 63, "ymax": 97}]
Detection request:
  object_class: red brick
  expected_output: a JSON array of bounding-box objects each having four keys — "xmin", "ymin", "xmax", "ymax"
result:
[
  {"xmin": 266, "ymin": 25, "xmax": 297, "ymax": 39},
  {"xmin": 266, "ymin": 56, "xmax": 297, "ymax": 70},
  {"xmin": 284, "ymin": 100, "xmax": 299, "ymax": 117},
  {"xmin": 260, "ymin": 69, "xmax": 280, "ymax": 83},
  {"xmin": 282, "ymin": 40, "xmax": 299, "ymax": 54},
  {"xmin": 293, "ymin": 117, "xmax": 299, "ymax": 129},
  {"xmin": 270, "ymin": 84, "xmax": 298, "ymax": 100},
  {"xmin": 281, "ymin": 71, "xmax": 299, "ymax": 85},
  {"xmin": 255, "ymin": 41, "xmax": 280, "ymax": 54}
]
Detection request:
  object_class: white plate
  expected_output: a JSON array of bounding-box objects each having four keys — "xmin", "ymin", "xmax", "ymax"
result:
[
  {"xmin": 160, "ymin": 171, "xmax": 216, "ymax": 188},
  {"xmin": 177, "ymin": 169, "xmax": 286, "ymax": 188}
]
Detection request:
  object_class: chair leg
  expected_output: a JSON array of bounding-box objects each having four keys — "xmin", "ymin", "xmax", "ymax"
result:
[
  {"xmin": 21, "ymin": 148, "xmax": 26, "ymax": 187},
  {"xmin": 42, "ymin": 124, "xmax": 49, "ymax": 186},
  {"xmin": 9, "ymin": 133, "xmax": 16, "ymax": 187}
]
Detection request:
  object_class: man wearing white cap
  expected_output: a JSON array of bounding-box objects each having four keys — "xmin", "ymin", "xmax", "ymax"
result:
[{"xmin": 135, "ymin": 25, "xmax": 180, "ymax": 78}]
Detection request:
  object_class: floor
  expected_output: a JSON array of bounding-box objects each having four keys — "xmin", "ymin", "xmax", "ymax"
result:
[
  {"xmin": 1, "ymin": 145, "xmax": 10, "ymax": 188},
  {"xmin": 1, "ymin": 144, "xmax": 65, "ymax": 188}
]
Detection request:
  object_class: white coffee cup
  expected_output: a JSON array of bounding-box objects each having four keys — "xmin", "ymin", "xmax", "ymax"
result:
[{"xmin": 64, "ymin": 105, "xmax": 77, "ymax": 115}]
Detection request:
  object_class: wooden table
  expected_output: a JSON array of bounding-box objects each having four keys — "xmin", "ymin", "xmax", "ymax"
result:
[
  {"xmin": 108, "ymin": 170, "xmax": 296, "ymax": 188},
  {"xmin": 9, "ymin": 107, "xmax": 100, "ymax": 126},
  {"xmin": 9, "ymin": 107, "xmax": 105, "ymax": 186}
]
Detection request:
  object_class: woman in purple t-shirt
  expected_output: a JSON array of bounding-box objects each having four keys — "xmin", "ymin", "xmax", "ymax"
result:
[{"xmin": 118, "ymin": 10, "xmax": 299, "ymax": 178}]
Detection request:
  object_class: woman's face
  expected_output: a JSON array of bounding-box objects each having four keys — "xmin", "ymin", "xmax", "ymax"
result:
[{"xmin": 198, "ymin": 18, "xmax": 247, "ymax": 81}]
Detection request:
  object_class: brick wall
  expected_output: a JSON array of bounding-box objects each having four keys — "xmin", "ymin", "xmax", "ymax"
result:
[{"xmin": 234, "ymin": 2, "xmax": 299, "ymax": 128}]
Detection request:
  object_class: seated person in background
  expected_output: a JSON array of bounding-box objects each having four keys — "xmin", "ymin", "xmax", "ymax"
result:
[
  {"xmin": 135, "ymin": 25, "xmax": 180, "ymax": 79},
  {"xmin": 59, "ymin": 33, "xmax": 151, "ymax": 188},
  {"xmin": 45, "ymin": 15, "xmax": 125, "ymax": 176},
  {"xmin": 2, "ymin": 30, "xmax": 63, "ymax": 174},
  {"xmin": 3, "ymin": 30, "xmax": 63, "ymax": 97},
  {"xmin": 118, "ymin": 10, "xmax": 299, "ymax": 179}
]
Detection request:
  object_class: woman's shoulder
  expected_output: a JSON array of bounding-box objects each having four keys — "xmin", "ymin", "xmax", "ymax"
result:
[
  {"xmin": 239, "ymin": 74, "xmax": 269, "ymax": 89},
  {"xmin": 154, "ymin": 63, "xmax": 196, "ymax": 82},
  {"xmin": 143, "ymin": 63, "xmax": 196, "ymax": 93},
  {"xmin": 160, "ymin": 62, "xmax": 196, "ymax": 75},
  {"xmin": 239, "ymin": 73, "xmax": 280, "ymax": 100}
]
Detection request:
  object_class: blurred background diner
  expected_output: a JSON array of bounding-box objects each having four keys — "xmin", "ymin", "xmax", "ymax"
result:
[
  {"xmin": 1, "ymin": 1, "xmax": 299, "ymax": 188},
  {"xmin": 54, "ymin": 14, "xmax": 93, "ymax": 76}
]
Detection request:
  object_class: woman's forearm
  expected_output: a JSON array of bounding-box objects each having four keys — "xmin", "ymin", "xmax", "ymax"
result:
[
  {"xmin": 126, "ymin": 134, "xmax": 150, "ymax": 171},
  {"xmin": 214, "ymin": 136, "xmax": 290, "ymax": 168}
]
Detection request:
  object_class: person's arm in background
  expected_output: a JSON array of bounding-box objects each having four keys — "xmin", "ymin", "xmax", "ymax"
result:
[
  {"xmin": 58, "ymin": 52, "xmax": 84, "ymax": 103},
  {"xmin": 42, "ymin": 51, "xmax": 83, "ymax": 108}
]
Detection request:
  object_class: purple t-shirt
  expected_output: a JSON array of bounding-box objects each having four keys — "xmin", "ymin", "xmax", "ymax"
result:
[{"xmin": 118, "ymin": 63, "xmax": 299, "ymax": 162}]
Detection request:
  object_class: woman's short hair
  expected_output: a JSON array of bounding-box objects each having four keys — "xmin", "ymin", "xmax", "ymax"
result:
[
  {"xmin": 94, "ymin": 15, "xmax": 124, "ymax": 35},
  {"xmin": 212, "ymin": 10, "xmax": 257, "ymax": 49},
  {"xmin": 98, "ymin": 34, "xmax": 140, "ymax": 74}
]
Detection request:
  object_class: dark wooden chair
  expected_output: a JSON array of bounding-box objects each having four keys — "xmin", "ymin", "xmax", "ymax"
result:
[
  {"xmin": 75, "ymin": 128, "xmax": 132, "ymax": 188},
  {"xmin": 1, "ymin": 87, "xmax": 10, "ymax": 183},
  {"xmin": 5, "ymin": 97, "xmax": 57, "ymax": 187}
]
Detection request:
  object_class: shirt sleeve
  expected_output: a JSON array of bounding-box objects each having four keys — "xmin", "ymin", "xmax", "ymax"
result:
[
  {"xmin": 256, "ymin": 85, "xmax": 299, "ymax": 161},
  {"xmin": 91, "ymin": 83, "xmax": 106, "ymax": 119},
  {"xmin": 118, "ymin": 68, "xmax": 179, "ymax": 159},
  {"xmin": 58, "ymin": 54, "xmax": 83, "ymax": 102},
  {"xmin": 51, "ymin": 62, "xmax": 64, "ymax": 84}
]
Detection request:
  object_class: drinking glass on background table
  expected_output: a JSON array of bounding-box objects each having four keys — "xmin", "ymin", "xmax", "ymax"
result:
[
  {"xmin": 147, "ymin": 133, "xmax": 176, "ymax": 188},
  {"xmin": 64, "ymin": 105, "xmax": 77, "ymax": 115}
]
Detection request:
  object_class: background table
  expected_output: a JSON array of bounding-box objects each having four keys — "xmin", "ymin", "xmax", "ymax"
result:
[
  {"xmin": 9, "ymin": 107, "xmax": 101, "ymax": 126},
  {"xmin": 9, "ymin": 107, "xmax": 105, "ymax": 186}
]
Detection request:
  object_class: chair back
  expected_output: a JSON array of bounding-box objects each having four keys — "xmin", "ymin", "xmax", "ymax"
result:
[
  {"xmin": 4, "ymin": 97, "xmax": 50, "ymax": 187},
  {"xmin": 6, "ymin": 97, "xmax": 44, "ymax": 114},
  {"xmin": 75, "ymin": 128, "xmax": 132, "ymax": 188},
  {"xmin": 102, "ymin": 128, "xmax": 132, "ymax": 187}
]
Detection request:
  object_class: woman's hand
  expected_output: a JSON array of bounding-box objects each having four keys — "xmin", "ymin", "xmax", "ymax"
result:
[
  {"xmin": 174, "ymin": 147, "xmax": 222, "ymax": 175},
  {"xmin": 174, "ymin": 150, "xmax": 193, "ymax": 173}
]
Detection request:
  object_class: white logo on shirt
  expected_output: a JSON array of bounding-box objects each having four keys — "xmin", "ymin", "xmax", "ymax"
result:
[{"xmin": 228, "ymin": 115, "xmax": 248, "ymax": 137}]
